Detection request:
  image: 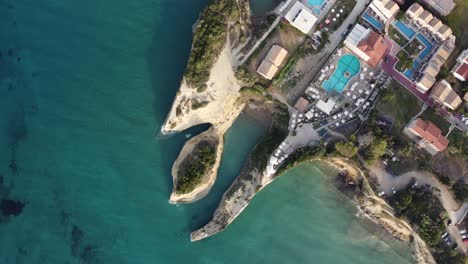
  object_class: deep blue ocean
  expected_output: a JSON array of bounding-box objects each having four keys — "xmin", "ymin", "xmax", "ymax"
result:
[{"xmin": 0, "ymin": 0, "xmax": 413, "ymax": 263}]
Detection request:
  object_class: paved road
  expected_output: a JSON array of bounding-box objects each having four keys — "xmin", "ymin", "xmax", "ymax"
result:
[
  {"xmin": 370, "ymin": 163, "xmax": 468, "ymax": 253},
  {"xmin": 287, "ymin": 0, "xmax": 371, "ymax": 102},
  {"xmin": 238, "ymin": 1, "xmax": 296, "ymax": 65}
]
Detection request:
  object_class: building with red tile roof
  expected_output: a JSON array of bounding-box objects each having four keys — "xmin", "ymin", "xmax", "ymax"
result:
[
  {"xmin": 452, "ymin": 49, "xmax": 468, "ymax": 81},
  {"xmin": 344, "ymin": 24, "xmax": 388, "ymax": 67},
  {"xmin": 405, "ymin": 118, "xmax": 449, "ymax": 155}
]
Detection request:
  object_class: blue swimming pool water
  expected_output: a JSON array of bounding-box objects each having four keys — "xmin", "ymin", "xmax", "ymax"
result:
[
  {"xmin": 322, "ymin": 54, "xmax": 361, "ymax": 94},
  {"xmin": 394, "ymin": 21, "xmax": 416, "ymax": 39},
  {"xmin": 362, "ymin": 13, "xmax": 383, "ymax": 30},
  {"xmin": 403, "ymin": 61, "xmax": 420, "ymax": 78},
  {"xmin": 416, "ymin": 34, "xmax": 433, "ymax": 60},
  {"xmin": 307, "ymin": 0, "xmax": 326, "ymax": 7}
]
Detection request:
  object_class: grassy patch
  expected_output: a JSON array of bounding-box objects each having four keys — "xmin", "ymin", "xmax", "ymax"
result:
[
  {"xmin": 404, "ymin": 37, "xmax": 423, "ymax": 57},
  {"xmin": 388, "ymin": 24, "xmax": 409, "ymax": 47},
  {"xmin": 447, "ymin": 128, "xmax": 468, "ymax": 157},
  {"xmin": 446, "ymin": 0, "xmax": 468, "ymax": 49},
  {"xmin": 395, "ymin": 50, "xmax": 413, "ymax": 72},
  {"xmin": 375, "ymin": 80, "xmax": 422, "ymax": 132}
]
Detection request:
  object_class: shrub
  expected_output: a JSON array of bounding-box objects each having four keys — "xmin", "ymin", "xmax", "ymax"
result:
[
  {"xmin": 335, "ymin": 141, "xmax": 359, "ymax": 158},
  {"xmin": 176, "ymin": 143, "xmax": 217, "ymax": 194}
]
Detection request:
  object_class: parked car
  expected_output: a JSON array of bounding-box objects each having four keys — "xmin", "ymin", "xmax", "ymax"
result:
[
  {"xmin": 460, "ymin": 229, "xmax": 467, "ymax": 235},
  {"xmin": 461, "ymin": 234, "xmax": 468, "ymax": 239},
  {"xmin": 391, "ymin": 187, "xmax": 397, "ymax": 194},
  {"xmin": 442, "ymin": 232, "xmax": 448, "ymax": 239},
  {"xmin": 378, "ymin": 191, "xmax": 386, "ymax": 197},
  {"xmin": 411, "ymin": 182, "xmax": 418, "ymax": 188}
]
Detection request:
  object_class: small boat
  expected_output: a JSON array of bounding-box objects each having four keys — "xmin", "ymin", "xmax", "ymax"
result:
[{"xmin": 185, "ymin": 133, "xmax": 192, "ymax": 139}]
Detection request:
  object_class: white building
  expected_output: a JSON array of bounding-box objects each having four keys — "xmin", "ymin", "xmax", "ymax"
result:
[
  {"xmin": 344, "ymin": 24, "xmax": 371, "ymax": 62},
  {"xmin": 284, "ymin": 1, "xmax": 317, "ymax": 34},
  {"xmin": 315, "ymin": 98, "xmax": 336, "ymax": 115},
  {"xmin": 368, "ymin": 0, "xmax": 399, "ymax": 22}
]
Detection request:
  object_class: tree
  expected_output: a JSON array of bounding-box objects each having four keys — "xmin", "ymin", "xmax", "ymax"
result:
[
  {"xmin": 395, "ymin": 11, "xmax": 405, "ymax": 21},
  {"xmin": 368, "ymin": 139, "xmax": 387, "ymax": 159},
  {"xmin": 335, "ymin": 141, "xmax": 359, "ymax": 158}
]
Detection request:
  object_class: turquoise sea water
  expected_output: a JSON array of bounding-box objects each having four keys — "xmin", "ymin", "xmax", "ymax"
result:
[{"xmin": 0, "ymin": 0, "xmax": 414, "ymax": 263}]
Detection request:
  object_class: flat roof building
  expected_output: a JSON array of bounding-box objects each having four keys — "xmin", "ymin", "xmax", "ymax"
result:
[
  {"xmin": 294, "ymin": 97, "xmax": 310, "ymax": 112},
  {"xmin": 344, "ymin": 24, "xmax": 388, "ymax": 67},
  {"xmin": 256, "ymin": 44, "xmax": 288, "ymax": 80},
  {"xmin": 368, "ymin": 0, "xmax": 400, "ymax": 22},
  {"xmin": 405, "ymin": 118, "xmax": 449, "ymax": 155},
  {"xmin": 284, "ymin": 1, "xmax": 318, "ymax": 34},
  {"xmin": 430, "ymin": 80, "xmax": 462, "ymax": 110},
  {"xmin": 315, "ymin": 98, "xmax": 336, "ymax": 115}
]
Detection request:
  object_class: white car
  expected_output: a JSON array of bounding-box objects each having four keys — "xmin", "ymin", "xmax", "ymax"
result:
[
  {"xmin": 442, "ymin": 232, "xmax": 448, "ymax": 238},
  {"xmin": 378, "ymin": 191, "xmax": 386, "ymax": 197},
  {"xmin": 460, "ymin": 229, "xmax": 467, "ymax": 235},
  {"xmin": 391, "ymin": 187, "xmax": 397, "ymax": 194}
]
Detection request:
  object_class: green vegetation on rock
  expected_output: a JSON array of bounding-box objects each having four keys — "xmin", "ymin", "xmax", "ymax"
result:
[
  {"xmin": 335, "ymin": 141, "xmax": 359, "ymax": 158},
  {"xmin": 176, "ymin": 142, "xmax": 217, "ymax": 194},
  {"xmin": 184, "ymin": 0, "xmax": 244, "ymax": 90}
]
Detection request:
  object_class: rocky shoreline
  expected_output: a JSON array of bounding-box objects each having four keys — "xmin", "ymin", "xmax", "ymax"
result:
[{"xmin": 190, "ymin": 157, "xmax": 436, "ymax": 264}]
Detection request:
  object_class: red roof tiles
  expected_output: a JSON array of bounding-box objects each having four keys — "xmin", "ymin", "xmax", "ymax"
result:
[
  {"xmin": 357, "ymin": 31, "xmax": 388, "ymax": 67},
  {"xmin": 410, "ymin": 118, "xmax": 449, "ymax": 152}
]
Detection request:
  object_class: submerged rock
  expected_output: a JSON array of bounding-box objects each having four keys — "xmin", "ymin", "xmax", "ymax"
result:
[{"xmin": 0, "ymin": 198, "xmax": 25, "ymax": 217}]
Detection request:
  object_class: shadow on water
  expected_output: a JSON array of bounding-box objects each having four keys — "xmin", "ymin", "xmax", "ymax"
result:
[{"xmin": 146, "ymin": 1, "xmax": 211, "ymax": 196}]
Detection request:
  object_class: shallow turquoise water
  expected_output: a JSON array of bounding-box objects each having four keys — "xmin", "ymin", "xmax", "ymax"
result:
[{"xmin": 0, "ymin": 0, "xmax": 413, "ymax": 263}]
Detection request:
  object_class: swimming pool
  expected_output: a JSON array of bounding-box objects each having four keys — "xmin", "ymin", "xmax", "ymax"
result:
[
  {"xmin": 403, "ymin": 61, "xmax": 420, "ymax": 78},
  {"xmin": 322, "ymin": 54, "xmax": 361, "ymax": 94},
  {"xmin": 416, "ymin": 34, "xmax": 433, "ymax": 60},
  {"xmin": 394, "ymin": 21, "xmax": 416, "ymax": 39},
  {"xmin": 307, "ymin": 0, "xmax": 326, "ymax": 7},
  {"xmin": 362, "ymin": 12, "xmax": 383, "ymax": 30}
]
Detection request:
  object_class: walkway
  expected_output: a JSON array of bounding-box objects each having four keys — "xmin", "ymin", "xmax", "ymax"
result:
[
  {"xmin": 238, "ymin": 1, "xmax": 295, "ymax": 65},
  {"xmin": 381, "ymin": 39, "xmax": 468, "ymax": 132},
  {"xmin": 287, "ymin": 0, "xmax": 371, "ymax": 101}
]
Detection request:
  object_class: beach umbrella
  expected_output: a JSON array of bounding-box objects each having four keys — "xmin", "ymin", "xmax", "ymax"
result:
[
  {"xmin": 363, "ymin": 105, "xmax": 367, "ymax": 109},
  {"xmin": 338, "ymin": 113, "xmax": 342, "ymax": 117},
  {"xmin": 333, "ymin": 115, "xmax": 337, "ymax": 119},
  {"xmin": 336, "ymin": 14, "xmax": 340, "ymax": 18},
  {"xmin": 352, "ymin": 95, "xmax": 357, "ymax": 99},
  {"xmin": 359, "ymin": 89, "xmax": 363, "ymax": 93},
  {"xmin": 365, "ymin": 90, "xmax": 370, "ymax": 95},
  {"xmin": 332, "ymin": 8, "xmax": 335, "ymax": 12},
  {"xmin": 344, "ymin": 110, "xmax": 349, "ymax": 115},
  {"xmin": 369, "ymin": 72, "xmax": 374, "ymax": 76},
  {"xmin": 371, "ymin": 84, "xmax": 375, "ymax": 88},
  {"xmin": 333, "ymin": 18, "xmax": 337, "ymax": 21},
  {"xmin": 315, "ymin": 113, "xmax": 319, "ymax": 117},
  {"xmin": 346, "ymin": 92, "xmax": 351, "ymax": 96},
  {"xmin": 341, "ymin": 119, "xmax": 345, "ymax": 123},
  {"xmin": 363, "ymin": 67, "xmax": 367, "ymax": 72},
  {"xmin": 349, "ymin": 114, "xmax": 353, "ymax": 118},
  {"xmin": 335, "ymin": 122, "xmax": 340, "ymax": 126}
]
